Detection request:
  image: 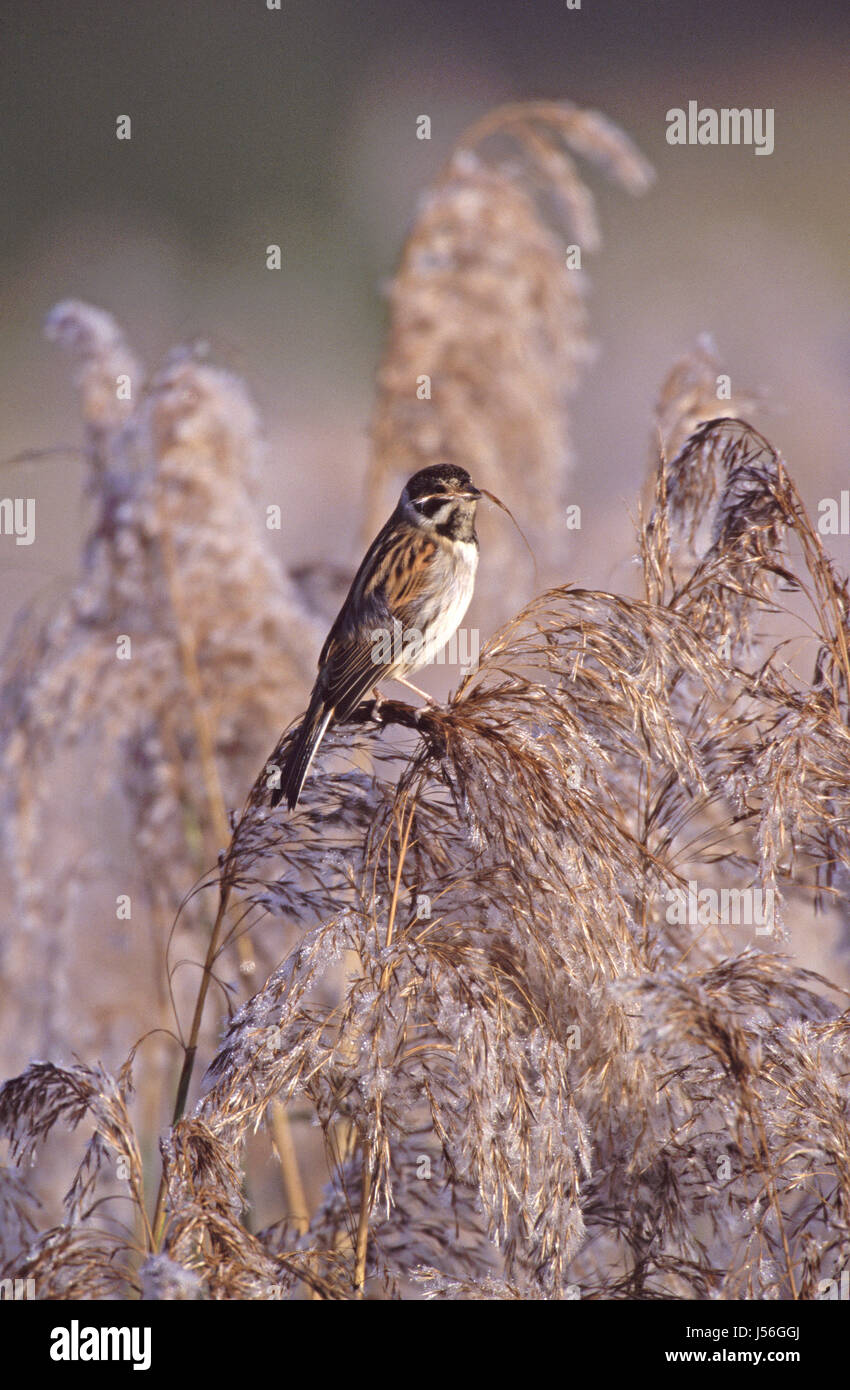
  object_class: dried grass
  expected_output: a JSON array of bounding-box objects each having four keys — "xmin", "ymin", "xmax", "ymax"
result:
[
  {"xmin": 366, "ymin": 100, "xmax": 652, "ymax": 610},
  {"xmin": 1, "ymin": 100, "xmax": 848, "ymax": 1301}
]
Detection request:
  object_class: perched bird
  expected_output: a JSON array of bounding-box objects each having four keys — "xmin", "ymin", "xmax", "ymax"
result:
[{"xmin": 273, "ymin": 463, "xmax": 482, "ymax": 810}]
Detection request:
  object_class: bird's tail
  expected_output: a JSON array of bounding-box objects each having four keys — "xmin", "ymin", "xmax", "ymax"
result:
[{"xmin": 271, "ymin": 699, "xmax": 335, "ymax": 810}]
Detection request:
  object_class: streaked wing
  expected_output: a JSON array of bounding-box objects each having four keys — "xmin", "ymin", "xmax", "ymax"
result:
[
  {"xmin": 365, "ymin": 524, "xmax": 438, "ymax": 612},
  {"xmin": 318, "ymin": 517, "xmax": 439, "ymax": 717}
]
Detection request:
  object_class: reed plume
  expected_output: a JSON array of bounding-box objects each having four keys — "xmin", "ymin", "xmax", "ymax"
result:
[{"xmin": 1, "ymin": 101, "xmax": 848, "ymax": 1302}]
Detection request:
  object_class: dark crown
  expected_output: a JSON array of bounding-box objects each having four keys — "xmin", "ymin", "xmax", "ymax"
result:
[{"xmin": 405, "ymin": 463, "xmax": 474, "ymax": 501}]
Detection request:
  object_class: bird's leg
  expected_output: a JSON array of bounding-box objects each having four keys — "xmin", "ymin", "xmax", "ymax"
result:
[
  {"xmin": 392, "ymin": 674, "xmax": 436, "ymax": 704},
  {"xmin": 369, "ymin": 685, "xmax": 386, "ymax": 722}
]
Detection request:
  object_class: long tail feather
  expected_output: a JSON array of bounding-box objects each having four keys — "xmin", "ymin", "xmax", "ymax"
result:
[{"xmin": 272, "ymin": 702, "xmax": 335, "ymax": 810}]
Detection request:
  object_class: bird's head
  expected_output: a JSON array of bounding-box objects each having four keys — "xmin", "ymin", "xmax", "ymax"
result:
[{"xmin": 400, "ymin": 464, "xmax": 482, "ymax": 537}]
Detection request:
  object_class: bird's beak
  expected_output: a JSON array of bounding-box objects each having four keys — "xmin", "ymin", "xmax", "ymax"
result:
[{"xmin": 458, "ymin": 485, "xmax": 482, "ymax": 500}]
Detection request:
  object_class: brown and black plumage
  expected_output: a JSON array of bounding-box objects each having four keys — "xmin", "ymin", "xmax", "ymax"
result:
[{"xmin": 273, "ymin": 464, "xmax": 481, "ymax": 810}]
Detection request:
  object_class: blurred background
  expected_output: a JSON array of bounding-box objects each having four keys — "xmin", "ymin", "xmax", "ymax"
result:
[
  {"xmin": 1, "ymin": 0, "xmax": 849, "ymax": 1272},
  {"xmin": 1, "ymin": 0, "xmax": 848, "ymax": 642}
]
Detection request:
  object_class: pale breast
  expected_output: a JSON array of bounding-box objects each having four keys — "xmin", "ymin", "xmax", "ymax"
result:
[{"xmin": 400, "ymin": 538, "xmax": 478, "ymax": 673}]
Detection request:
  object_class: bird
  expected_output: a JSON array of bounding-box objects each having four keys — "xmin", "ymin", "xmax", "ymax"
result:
[{"xmin": 273, "ymin": 463, "xmax": 483, "ymax": 811}]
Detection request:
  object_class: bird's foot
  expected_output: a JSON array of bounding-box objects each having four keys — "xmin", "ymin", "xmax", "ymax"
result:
[
  {"xmin": 370, "ymin": 687, "xmax": 386, "ymax": 723},
  {"xmin": 392, "ymin": 675, "xmax": 436, "ymax": 704}
]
